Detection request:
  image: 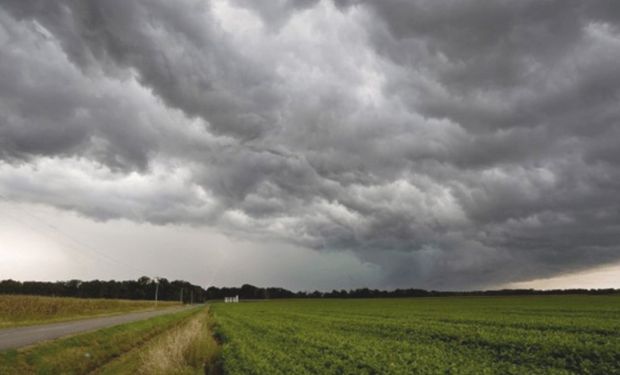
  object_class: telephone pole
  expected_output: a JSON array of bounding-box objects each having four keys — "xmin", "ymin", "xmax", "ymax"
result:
[
  {"xmin": 154, "ymin": 278, "xmax": 159, "ymax": 307},
  {"xmin": 180, "ymin": 288, "xmax": 184, "ymax": 304}
]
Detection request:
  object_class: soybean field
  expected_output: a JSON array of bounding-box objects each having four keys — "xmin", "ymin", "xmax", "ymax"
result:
[{"xmin": 211, "ymin": 296, "xmax": 620, "ymax": 374}]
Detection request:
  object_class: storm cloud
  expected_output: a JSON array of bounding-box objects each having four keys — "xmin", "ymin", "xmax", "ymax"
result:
[{"xmin": 1, "ymin": 0, "xmax": 619, "ymax": 289}]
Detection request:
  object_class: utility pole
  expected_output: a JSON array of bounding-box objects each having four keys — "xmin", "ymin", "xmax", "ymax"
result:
[
  {"xmin": 190, "ymin": 290, "xmax": 194, "ymax": 305},
  {"xmin": 154, "ymin": 278, "xmax": 159, "ymax": 307},
  {"xmin": 180, "ymin": 288, "xmax": 184, "ymax": 304}
]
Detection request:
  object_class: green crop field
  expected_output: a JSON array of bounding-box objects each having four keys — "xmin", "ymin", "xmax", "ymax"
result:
[{"xmin": 211, "ymin": 296, "xmax": 620, "ymax": 375}]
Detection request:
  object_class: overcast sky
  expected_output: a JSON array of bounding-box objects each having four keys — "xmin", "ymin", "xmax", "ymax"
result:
[{"xmin": 1, "ymin": 0, "xmax": 619, "ymax": 290}]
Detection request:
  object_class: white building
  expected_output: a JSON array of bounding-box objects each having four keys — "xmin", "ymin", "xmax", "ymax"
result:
[{"xmin": 224, "ymin": 295, "xmax": 239, "ymax": 303}]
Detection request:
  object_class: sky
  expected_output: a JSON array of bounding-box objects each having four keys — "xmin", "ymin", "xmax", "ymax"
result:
[{"xmin": 1, "ymin": 0, "xmax": 619, "ymax": 291}]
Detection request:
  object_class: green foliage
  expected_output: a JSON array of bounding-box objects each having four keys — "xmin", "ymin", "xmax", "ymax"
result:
[
  {"xmin": 0, "ymin": 277, "xmax": 208, "ymax": 303},
  {"xmin": 212, "ymin": 296, "xmax": 620, "ymax": 375}
]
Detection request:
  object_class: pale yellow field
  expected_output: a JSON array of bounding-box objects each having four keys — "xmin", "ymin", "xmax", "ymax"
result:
[{"xmin": 0, "ymin": 295, "xmax": 178, "ymax": 328}]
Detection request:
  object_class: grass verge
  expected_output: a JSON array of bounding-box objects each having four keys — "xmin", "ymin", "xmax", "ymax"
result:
[
  {"xmin": 95, "ymin": 307, "xmax": 221, "ymax": 375},
  {"xmin": 0, "ymin": 295, "xmax": 179, "ymax": 329},
  {"xmin": 0, "ymin": 306, "xmax": 201, "ymax": 375}
]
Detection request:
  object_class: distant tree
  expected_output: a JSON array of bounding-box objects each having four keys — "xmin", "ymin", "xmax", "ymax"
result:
[{"xmin": 1, "ymin": 278, "xmax": 619, "ymax": 301}]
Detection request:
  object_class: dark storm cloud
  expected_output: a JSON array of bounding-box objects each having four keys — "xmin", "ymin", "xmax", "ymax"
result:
[
  {"xmin": 2, "ymin": 0, "xmax": 284, "ymax": 142},
  {"xmin": 228, "ymin": 0, "xmax": 320, "ymax": 29},
  {"xmin": 1, "ymin": 0, "xmax": 619, "ymax": 289}
]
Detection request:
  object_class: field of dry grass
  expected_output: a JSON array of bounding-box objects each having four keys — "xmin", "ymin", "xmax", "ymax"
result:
[
  {"xmin": 94, "ymin": 307, "xmax": 220, "ymax": 375},
  {"xmin": 0, "ymin": 295, "xmax": 179, "ymax": 328},
  {"xmin": 137, "ymin": 307, "xmax": 220, "ymax": 374}
]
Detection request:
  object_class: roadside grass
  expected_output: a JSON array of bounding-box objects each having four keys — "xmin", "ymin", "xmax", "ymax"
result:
[
  {"xmin": 95, "ymin": 307, "xmax": 221, "ymax": 375},
  {"xmin": 0, "ymin": 295, "xmax": 179, "ymax": 329},
  {"xmin": 0, "ymin": 306, "xmax": 203, "ymax": 375}
]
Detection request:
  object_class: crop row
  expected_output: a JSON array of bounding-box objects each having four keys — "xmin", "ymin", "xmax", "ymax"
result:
[{"xmin": 211, "ymin": 296, "xmax": 620, "ymax": 374}]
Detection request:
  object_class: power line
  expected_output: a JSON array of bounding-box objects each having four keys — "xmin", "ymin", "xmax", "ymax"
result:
[
  {"xmin": 0, "ymin": 194, "xmax": 150, "ymax": 276},
  {"xmin": 1, "ymin": 210, "xmax": 92, "ymax": 269},
  {"xmin": 205, "ymin": 246, "xmax": 227, "ymax": 291}
]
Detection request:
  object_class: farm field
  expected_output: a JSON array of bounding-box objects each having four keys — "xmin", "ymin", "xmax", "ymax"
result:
[
  {"xmin": 0, "ymin": 295, "xmax": 179, "ymax": 329},
  {"xmin": 212, "ymin": 296, "xmax": 620, "ymax": 374}
]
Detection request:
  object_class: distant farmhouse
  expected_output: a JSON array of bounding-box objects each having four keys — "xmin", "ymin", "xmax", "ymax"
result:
[{"xmin": 225, "ymin": 295, "xmax": 239, "ymax": 303}]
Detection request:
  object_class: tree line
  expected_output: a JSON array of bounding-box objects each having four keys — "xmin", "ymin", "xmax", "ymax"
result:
[
  {"xmin": 206, "ymin": 285, "xmax": 620, "ymax": 300},
  {"xmin": 1, "ymin": 278, "xmax": 618, "ymax": 301},
  {"xmin": 0, "ymin": 277, "xmax": 206, "ymax": 303}
]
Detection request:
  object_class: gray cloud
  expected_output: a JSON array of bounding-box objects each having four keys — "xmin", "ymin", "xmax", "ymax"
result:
[
  {"xmin": 1, "ymin": 0, "xmax": 619, "ymax": 289},
  {"xmin": 228, "ymin": 0, "xmax": 320, "ymax": 29}
]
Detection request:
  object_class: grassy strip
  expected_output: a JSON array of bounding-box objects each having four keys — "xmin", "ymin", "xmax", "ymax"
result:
[
  {"xmin": 95, "ymin": 307, "xmax": 221, "ymax": 375},
  {"xmin": 0, "ymin": 306, "xmax": 201, "ymax": 375},
  {"xmin": 0, "ymin": 295, "xmax": 179, "ymax": 329}
]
